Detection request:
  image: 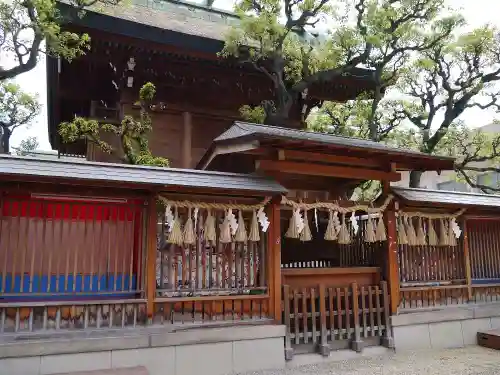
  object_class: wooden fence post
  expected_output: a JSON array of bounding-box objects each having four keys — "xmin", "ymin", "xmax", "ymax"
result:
[
  {"xmin": 381, "ymin": 281, "xmax": 394, "ymax": 348},
  {"xmin": 351, "ymin": 282, "xmax": 364, "ymax": 353},
  {"xmin": 267, "ymin": 200, "xmax": 282, "ymax": 322},
  {"xmin": 146, "ymin": 196, "xmax": 158, "ymax": 322},
  {"xmin": 283, "ymin": 285, "xmax": 294, "ymax": 360},
  {"xmin": 463, "ymin": 219, "xmax": 472, "ymax": 301},
  {"xmin": 318, "ymin": 283, "xmax": 330, "ymax": 356},
  {"xmin": 384, "ymin": 203, "xmax": 400, "ymax": 314}
]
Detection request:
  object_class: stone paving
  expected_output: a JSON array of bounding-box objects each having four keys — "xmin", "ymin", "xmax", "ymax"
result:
[{"xmin": 244, "ymin": 346, "xmax": 500, "ymax": 375}]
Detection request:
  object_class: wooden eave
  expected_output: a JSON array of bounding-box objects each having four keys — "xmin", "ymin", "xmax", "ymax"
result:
[
  {"xmin": 199, "ymin": 146, "xmax": 392, "ymax": 194},
  {"xmin": 0, "ymin": 156, "xmax": 287, "ymax": 199},
  {"xmin": 392, "ymin": 187, "xmax": 500, "ymax": 219},
  {"xmin": 198, "ymin": 135, "xmax": 455, "ymax": 176}
]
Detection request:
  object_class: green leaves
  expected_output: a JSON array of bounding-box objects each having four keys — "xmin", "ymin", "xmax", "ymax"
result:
[
  {"xmin": 221, "ymin": 0, "xmax": 465, "ymax": 124},
  {"xmin": 59, "ymin": 83, "xmax": 169, "ymax": 167},
  {"xmin": 0, "ymin": 81, "xmax": 40, "ymax": 152},
  {"xmin": 12, "ymin": 136, "xmax": 40, "ymax": 156},
  {"xmin": 139, "ymin": 82, "xmax": 156, "ymax": 102},
  {"xmin": 0, "ymin": 81, "xmax": 40, "ymax": 126},
  {"xmin": 239, "ymin": 105, "xmax": 267, "ymax": 124},
  {"xmin": 0, "ymin": 0, "xmax": 125, "ymax": 80}
]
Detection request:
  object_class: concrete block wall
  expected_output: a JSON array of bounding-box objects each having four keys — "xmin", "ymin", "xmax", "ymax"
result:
[
  {"xmin": 0, "ymin": 325, "xmax": 286, "ymax": 375},
  {"xmin": 392, "ymin": 304, "xmax": 500, "ymax": 351}
]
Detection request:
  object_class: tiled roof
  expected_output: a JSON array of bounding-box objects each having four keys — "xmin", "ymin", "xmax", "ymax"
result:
[
  {"xmin": 89, "ymin": 0, "xmax": 238, "ymax": 42},
  {"xmin": 392, "ymin": 187, "xmax": 500, "ymax": 208},
  {"xmin": 0, "ymin": 155, "xmax": 286, "ymax": 194},
  {"xmin": 215, "ymin": 122, "xmax": 456, "ymax": 162}
]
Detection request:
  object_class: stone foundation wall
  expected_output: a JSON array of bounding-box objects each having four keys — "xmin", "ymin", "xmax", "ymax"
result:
[
  {"xmin": 0, "ymin": 325, "xmax": 286, "ymax": 375},
  {"xmin": 392, "ymin": 304, "xmax": 500, "ymax": 351}
]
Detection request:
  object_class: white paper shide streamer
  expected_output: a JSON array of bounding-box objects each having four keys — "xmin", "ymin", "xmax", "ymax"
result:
[
  {"xmin": 165, "ymin": 205, "xmax": 174, "ymax": 233},
  {"xmin": 257, "ymin": 207, "xmax": 270, "ymax": 233}
]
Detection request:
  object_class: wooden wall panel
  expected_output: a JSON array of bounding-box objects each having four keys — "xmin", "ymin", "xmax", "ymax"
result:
[
  {"xmin": 89, "ymin": 103, "xmax": 236, "ymax": 169},
  {"xmin": 468, "ymin": 219, "xmax": 500, "ymax": 281},
  {"xmin": 147, "ymin": 111, "xmax": 184, "ymax": 167}
]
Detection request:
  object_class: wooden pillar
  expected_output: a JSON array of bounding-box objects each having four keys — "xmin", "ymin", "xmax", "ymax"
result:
[
  {"xmin": 383, "ymin": 180, "xmax": 399, "ymax": 315},
  {"xmin": 463, "ymin": 219, "xmax": 472, "ymax": 300},
  {"xmin": 267, "ymin": 201, "xmax": 282, "ymax": 322},
  {"xmin": 146, "ymin": 195, "xmax": 158, "ymax": 320},
  {"xmin": 182, "ymin": 112, "xmax": 192, "ymax": 169}
]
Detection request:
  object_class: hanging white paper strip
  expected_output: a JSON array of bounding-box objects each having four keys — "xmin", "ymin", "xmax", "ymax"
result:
[
  {"xmin": 227, "ymin": 209, "xmax": 238, "ymax": 236},
  {"xmin": 165, "ymin": 205, "xmax": 174, "ymax": 233},
  {"xmin": 333, "ymin": 211, "xmax": 341, "ymax": 233},
  {"xmin": 257, "ymin": 207, "xmax": 270, "ymax": 233},
  {"xmin": 451, "ymin": 218, "xmax": 462, "ymax": 239},
  {"xmin": 314, "ymin": 208, "xmax": 319, "ymax": 232},
  {"xmin": 294, "ymin": 209, "xmax": 305, "ymax": 234},
  {"xmin": 193, "ymin": 207, "xmax": 199, "ymax": 229},
  {"xmin": 350, "ymin": 213, "xmax": 359, "ymax": 235}
]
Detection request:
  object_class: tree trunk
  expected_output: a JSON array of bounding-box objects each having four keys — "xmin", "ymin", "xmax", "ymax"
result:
[
  {"xmin": 0, "ymin": 128, "xmax": 10, "ymax": 154},
  {"xmin": 409, "ymin": 170, "xmax": 423, "ymax": 188}
]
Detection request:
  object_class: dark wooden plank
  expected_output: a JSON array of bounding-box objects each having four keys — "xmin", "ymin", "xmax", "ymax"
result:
[
  {"xmin": 311, "ymin": 287, "xmax": 317, "ymax": 344},
  {"xmin": 302, "ymin": 288, "xmax": 309, "ymax": 344},
  {"xmin": 293, "ymin": 288, "xmax": 300, "ymax": 345}
]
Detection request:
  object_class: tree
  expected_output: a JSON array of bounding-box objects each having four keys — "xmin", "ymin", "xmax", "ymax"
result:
[
  {"xmin": 12, "ymin": 136, "xmax": 39, "ymax": 155},
  {"xmin": 0, "ymin": 0, "xmax": 120, "ymax": 81},
  {"xmin": 221, "ymin": 0, "xmax": 461, "ymax": 127},
  {"xmin": 59, "ymin": 82, "xmax": 169, "ymax": 167},
  {"xmin": 312, "ymin": 13, "xmax": 500, "ymax": 192},
  {"xmin": 395, "ymin": 27, "xmax": 500, "ymax": 188},
  {"xmin": 392, "ymin": 122, "xmax": 500, "ymax": 193},
  {"xmin": 0, "ymin": 81, "xmax": 40, "ymax": 153}
]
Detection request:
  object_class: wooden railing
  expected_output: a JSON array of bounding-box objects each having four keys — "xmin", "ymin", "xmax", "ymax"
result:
[
  {"xmin": 399, "ymin": 285, "xmax": 469, "ymax": 310},
  {"xmin": 398, "ymin": 243, "xmax": 465, "ymax": 285},
  {"xmin": 154, "ymin": 294, "xmax": 269, "ymax": 324},
  {"xmin": 156, "ymin": 209, "xmax": 267, "ymax": 298},
  {"xmin": 399, "ymin": 283, "xmax": 500, "ymax": 310},
  {"xmin": 0, "ymin": 295, "xmax": 272, "ymax": 334},
  {"xmin": 282, "ymin": 281, "xmax": 391, "ymax": 358},
  {"xmin": 0, "ymin": 299, "xmax": 147, "ymax": 333},
  {"xmin": 397, "ymin": 218, "xmax": 500, "ymax": 312}
]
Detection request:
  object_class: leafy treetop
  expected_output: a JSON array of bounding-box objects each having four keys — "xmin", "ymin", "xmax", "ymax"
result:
[
  {"xmin": 0, "ymin": 0, "xmax": 123, "ymax": 81},
  {"xmin": 221, "ymin": 0, "xmax": 462, "ymax": 128},
  {"xmin": 0, "ymin": 81, "xmax": 40, "ymax": 153},
  {"xmin": 311, "ymin": 7, "xmax": 500, "ymax": 192},
  {"xmin": 12, "ymin": 136, "xmax": 40, "ymax": 156}
]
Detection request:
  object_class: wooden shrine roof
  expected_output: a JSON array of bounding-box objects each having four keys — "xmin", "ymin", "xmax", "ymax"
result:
[
  {"xmin": 199, "ymin": 122, "xmax": 456, "ymax": 172},
  {"xmin": 392, "ymin": 187, "xmax": 500, "ymax": 209},
  {"xmin": 58, "ymin": 0, "xmax": 237, "ymax": 54},
  {"xmin": 89, "ymin": 0, "xmax": 237, "ymax": 43},
  {"xmin": 0, "ymin": 155, "xmax": 287, "ymax": 195}
]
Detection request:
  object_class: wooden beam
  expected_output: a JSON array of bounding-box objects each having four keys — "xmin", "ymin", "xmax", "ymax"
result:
[
  {"xmin": 281, "ymin": 149, "xmax": 385, "ymax": 169},
  {"xmin": 256, "ymin": 159, "xmax": 401, "ymax": 182},
  {"xmin": 146, "ymin": 196, "xmax": 158, "ymax": 319},
  {"xmin": 463, "ymin": 219, "xmax": 472, "ymax": 300},
  {"xmin": 383, "ymin": 180, "xmax": 400, "ymax": 315},
  {"xmin": 267, "ymin": 201, "xmax": 282, "ymax": 322},
  {"xmin": 182, "ymin": 112, "xmax": 192, "ymax": 169}
]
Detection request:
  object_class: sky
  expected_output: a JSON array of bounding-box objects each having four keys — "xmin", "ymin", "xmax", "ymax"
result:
[{"xmin": 8, "ymin": 0, "xmax": 500, "ymax": 151}]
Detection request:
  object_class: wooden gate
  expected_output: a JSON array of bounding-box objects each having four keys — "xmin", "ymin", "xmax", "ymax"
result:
[{"xmin": 282, "ymin": 281, "xmax": 392, "ymax": 357}]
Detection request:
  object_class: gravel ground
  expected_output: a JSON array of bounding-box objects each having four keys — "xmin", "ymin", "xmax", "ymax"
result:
[{"xmin": 244, "ymin": 347, "xmax": 500, "ymax": 375}]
